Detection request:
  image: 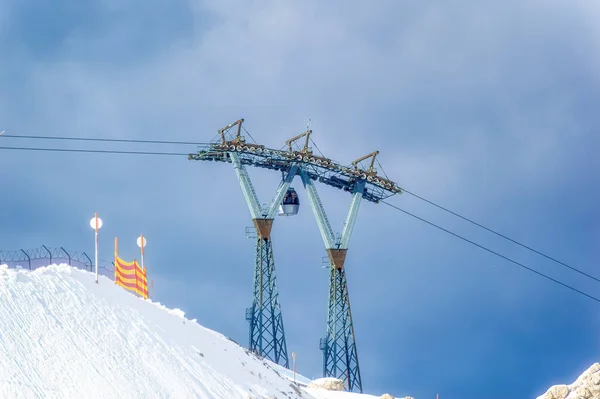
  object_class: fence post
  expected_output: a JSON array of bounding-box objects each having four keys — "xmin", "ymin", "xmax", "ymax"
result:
[
  {"xmin": 60, "ymin": 247, "xmax": 71, "ymax": 266},
  {"xmin": 83, "ymin": 252, "xmax": 93, "ymax": 271},
  {"xmin": 41, "ymin": 245, "xmax": 52, "ymax": 265},
  {"xmin": 21, "ymin": 249, "xmax": 31, "ymax": 270}
]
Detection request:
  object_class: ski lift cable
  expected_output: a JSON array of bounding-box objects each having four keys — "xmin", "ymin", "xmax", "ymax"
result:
[
  {"xmin": 1, "ymin": 133, "xmax": 592, "ymax": 286},
  {"xmin": 381, "ymin": 199, "xmax": 600, "ymax": 304},
  {"xmin": 376, "ymin": 159, "xmax": 391, "ymax": 180},
  {"xmin": 309, "ymin": 137, "xmax": 326, "ymax": 158},
  {"xmin": 0, "ymin": 146, "xmax": 189, "ymax": 156},
  {"xmin": 241, "ymin": 125, "xmax": 258, "ymax": 145},
  {"xmin": 0, "ymin": 133, "xmax": 209, "ymax": 146},
  {"xmin": 0, "ymin": 143, "xmax": 594, "ymax": 301},
  {"xmin": 396, "ymin": 187, "xmax": 600, "ymax": 283}
]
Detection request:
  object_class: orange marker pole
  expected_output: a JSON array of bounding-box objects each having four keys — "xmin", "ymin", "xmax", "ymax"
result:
[
  {"xmin": 134, "ymin": 259, "xmax": 139, "ymax": 294},
  {"xmin": 140, "ymin": 234, "xmax": 145, "ymax": 272},
  {"xmin": 114, "ymin": 237, "xmax": 118, "ymax": 284}
]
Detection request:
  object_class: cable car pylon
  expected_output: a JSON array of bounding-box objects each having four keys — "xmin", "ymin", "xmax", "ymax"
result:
[
  {"xmin": 188, "ymin": 118, "xmax": 402, "ymax": 388},
  {"xmin": 201, "ymin": 119, "xmax": 295, "ymax": 367},
  {"xmin": 300, "ymin": 167, "xmax": 366, "ymax": 392}
]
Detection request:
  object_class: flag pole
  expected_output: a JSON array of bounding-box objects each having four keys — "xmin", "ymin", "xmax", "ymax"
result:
[{"xmin": 134, "ymin": 259, "xmax": 139, "ymax": 294}]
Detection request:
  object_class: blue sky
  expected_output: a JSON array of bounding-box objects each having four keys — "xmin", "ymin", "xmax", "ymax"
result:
[{"xmin": 1, "ymin": 1, "xmax": 599, "ymax": 397}]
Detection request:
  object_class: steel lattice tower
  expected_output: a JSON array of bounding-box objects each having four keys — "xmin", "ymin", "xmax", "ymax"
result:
[
  {"xmin": 245, "ymin": 222, "xmax": 289, "ymax": 367},
  {"xmin": 301, "ymin": 169, "xmax": 366, "ymax": 392},
  {"xmin": 189, "ymin": 119, "xmax": 301, "ymax": 368},
  {"xmin": 320, "ymin": 267, "xmax": 361, "ymax": 391},
  {"xmin": 233, "ymin": 154, "xmax": 297, "ymax": 369}
]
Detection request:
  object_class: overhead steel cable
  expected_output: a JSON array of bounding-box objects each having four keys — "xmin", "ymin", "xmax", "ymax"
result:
[
  {"xmin": 0, "ymin": 146, "xmax": 189, "ymax": 156},
  {"xmin": 374, "ymin": 157, "xmax": 590, "ymax": 282},
  {"xmin": 0, "ymin": 139, "xmax": 595, "ymax": 303},
  {"xmin": 0, "ymin": 133, "xmax": 208, "ymax": 146},
  {"xmin": 381, "ymin": 200, "xmax": 600, "ymax": 304},
  {"xmin": 310, "ymin": 137, "xmax": 326, "ymax": 158},
  {"xmin": 398, "ymin": 187, "xmax": 600, "ymax": 283},
  {"xmin": 376, "ymin": 158, "xmax": 588, "ymax": 283},
  {"xmin": 2, "ymin": 133, "xmax": 595, "ymax": 289},
  {"xmin": 241, "ymin": 125, "xmax": 259, "ymax": 145}
]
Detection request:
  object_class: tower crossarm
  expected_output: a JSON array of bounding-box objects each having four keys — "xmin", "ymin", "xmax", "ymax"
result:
[
  {"xmin": 265, "ymin": 165, "xmax": 300, "ymax": 219},
  {"xmin": 189, "ymin": 144, "xmax": 400, "ymax": 202},
  {"xmin": 351, "ymin": 151, "xmax": 379, "ymax": 175},
  {"xmin": 218, "ymin": 119, "xmax": 244, "ymax": 145},
  {"xmin": 338, "ymin": 180, "xmax": 366, "ymax": 250},
  {"xmin": 230, "ymin": 152, "xmax": 262, "ymax": 219},
  {"xmin": 285, "ymin": 130, "xmax": 312, "ymax": 154},
  {"xmin": 300, "ymin": 168, "xmax": 336, "ymax": 249}
]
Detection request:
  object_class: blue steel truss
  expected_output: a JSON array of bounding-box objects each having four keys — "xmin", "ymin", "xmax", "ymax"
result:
[
  {"xmin": 319, "ymin": 267, "xmax": 362, "ymax": 392},
  {"xmin": 199, "ymin": 121, "xmax": 293, "ymax": 368},
  {"xmin": 300, "ymin": 169, "xmax": 365, "ymax": 392},
  {"xmin": 189, "ymin": 118, "xmax": 402, "ymax": 386},
  {"xmin": 245, "ymin": 236, "xmax": 289, "ymax": 368},
  {"xmin": 188, "ymin": 138, "xmax": 401, "ymax": 203}
]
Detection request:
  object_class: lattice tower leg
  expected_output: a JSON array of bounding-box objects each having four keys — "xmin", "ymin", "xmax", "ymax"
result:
[
  {"xmin": 245, "ymin": 237, "xmax": 289, "ymax": 368},
  {"xmin": 319, "ymin": 267, "xmax": 362, "ymax": 392}
]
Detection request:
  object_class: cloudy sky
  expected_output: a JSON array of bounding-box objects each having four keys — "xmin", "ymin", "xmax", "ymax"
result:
[{"xmin": 1, "ymin": 1, "xmax": 599, "ymax": 398}]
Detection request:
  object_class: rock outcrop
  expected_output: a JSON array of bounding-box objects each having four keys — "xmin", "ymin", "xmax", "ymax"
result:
[
  {"xmin": 307, "ymin": 377, "xmax": 345, "ymax": 391},
  {"xmin": 379, "ymin": 394, "xmax": 415, "ymax": 399},
  {"xmin": 537, "ymin": 363, "xmax": 600, "ymax": 399}
]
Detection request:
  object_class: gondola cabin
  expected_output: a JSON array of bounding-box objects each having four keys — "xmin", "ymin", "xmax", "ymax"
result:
[{"xmin": 278, "ymin": 187, "xmax": 300, "ymax": 216}]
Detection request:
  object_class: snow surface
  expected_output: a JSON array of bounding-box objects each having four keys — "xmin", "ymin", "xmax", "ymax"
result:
[
  {"xmin": 0, "ymin": 264, "xmax": 399, "ymax": 399},
  {"xmin": 305, "ymin": 391, "xmax": 382, "ymax": 399}
]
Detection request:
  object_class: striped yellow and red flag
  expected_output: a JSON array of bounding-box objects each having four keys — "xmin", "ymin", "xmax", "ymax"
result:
[{"xmin": 114, "ymin": 237, "xmax": 149, "ymax": 299}]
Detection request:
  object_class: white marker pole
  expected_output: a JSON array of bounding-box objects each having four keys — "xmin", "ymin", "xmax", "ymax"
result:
[
  {"xmin": 137, "ymin": 234, "xmax": 146, "ymax": 270},
  {"xmin": 292, "ymin": 352, "xmax": 296, "ymax": 384},
  {"xmin": 89, "ymin": 213, "xmax": 103, "ymax": 283}
]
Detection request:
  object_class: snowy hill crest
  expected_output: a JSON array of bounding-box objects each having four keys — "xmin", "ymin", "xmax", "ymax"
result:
[
  {"xmin": 0, "ymin": 263, "xmax": 412, "ymax": 399},
  {"xmin": 0, "ymin": 264, "xmax": 311, "ymax": 398}
]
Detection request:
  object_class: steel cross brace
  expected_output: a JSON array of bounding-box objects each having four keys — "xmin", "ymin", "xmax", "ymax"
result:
[
  {"xmin": 299, "ymin": 169, "xmax": 365, "ymax": 267},
  {"xmin": 231, "ymin": 152, "xmax": 298, "ymax": 219}
]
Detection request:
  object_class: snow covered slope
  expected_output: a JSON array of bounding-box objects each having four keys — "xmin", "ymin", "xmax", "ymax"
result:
[
  {"xmin": 0, "ymin": 264, "xmax": 309, "ymax": 398},
  {"xmin": 0, "ymin": 264, "xmax": 405, "ymax": 399}
]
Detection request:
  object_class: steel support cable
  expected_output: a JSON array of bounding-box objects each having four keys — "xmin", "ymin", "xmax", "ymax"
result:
[
  {"xmin": 0, "ymin": 133, "xmax": 209, "ymax": 146},
  {"xmin": 241, "ymin": 125, "xmax": 259, "ymax": 145},
  {"xmin": 380, "ymin": 200, "xmax": 600, "ymax": 304},
  {"xmin": 310, "ymin": 138, "xmax": 326, "ymax": 158},
  {"xmin": 375, "ymin": 156, "xmax": 589, "ymax": 282},
  {"xmin": 4, "ymin": 135, "xmax": 595, "ymax": 299},
  {"xmin": 398, "ymin": 188, "xmax": 600, "ymax": 283},
  {"xmin": 0, "ymin": 146, "xmax": 189, "ymax": 156}
]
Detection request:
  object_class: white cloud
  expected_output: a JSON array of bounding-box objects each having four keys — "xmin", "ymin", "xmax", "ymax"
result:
[{"xmin": 1, "ymin": 0, "xmax": 597, "ymax": 264}]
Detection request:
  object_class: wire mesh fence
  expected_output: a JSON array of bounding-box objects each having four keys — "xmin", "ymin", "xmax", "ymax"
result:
[{"xmin": 0, "ymin": 245, "xmax": 116, "ymax": 280}]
